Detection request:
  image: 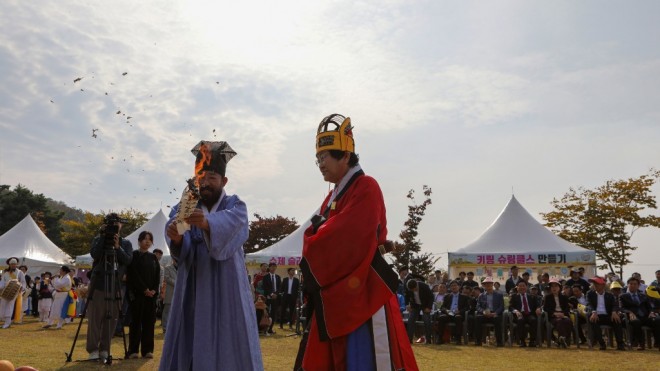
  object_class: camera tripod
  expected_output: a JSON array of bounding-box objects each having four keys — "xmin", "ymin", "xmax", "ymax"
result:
[{"xmin": 66, "ymin": 247, "xmax": 127, "ymax": 365}]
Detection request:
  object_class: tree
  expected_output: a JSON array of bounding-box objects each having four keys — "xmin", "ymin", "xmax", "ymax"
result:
[
  {"xmin": 60, "ymin": 208, "xmax": 149, "ymax": 258},
  {"xmin": 542, "ymin": 170, "xmax": 660, "ymax": 278},
  {"xmin": 243, "ymin": 213, "xmax": 299, "ymax": 254},
  {"xmin": 0, "ymin": 184, "xmax": 64, "ymax": 245},
  {"xmin": 391, "ymin": 185, "xmax": 438, "ymax": 278}
]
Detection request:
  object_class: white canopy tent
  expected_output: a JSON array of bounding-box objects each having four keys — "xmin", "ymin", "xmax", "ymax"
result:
[
  {"xmin": 448, "ymin": 195, "xmax": 596, "ymax": 282},
  {"xmin": 245, "ymin": 212, "xmax": 314, "ymax": 268},
  {"xmin": 75, "ymin": 209, "xmax": 172, "ymax": 268},
  {"xmin": 0, "ymin": 214, "xmax": 73, "ymax": 276}
]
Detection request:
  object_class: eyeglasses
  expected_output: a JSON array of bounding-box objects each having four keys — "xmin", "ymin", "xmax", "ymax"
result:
[{"xmin": 315, "ymin": 152, "xmax": 329, "ymax": 166}]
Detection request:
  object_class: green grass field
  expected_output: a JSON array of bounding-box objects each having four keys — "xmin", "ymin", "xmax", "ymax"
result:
[{"xmin": 1, "ymin": 316, "xmax": 658, "ymax": 370}]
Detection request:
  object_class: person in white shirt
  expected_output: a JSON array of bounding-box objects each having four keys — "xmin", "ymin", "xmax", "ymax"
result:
[{"xmin": 44, "ymin": 266, "xmax": 72, "ymax": 329}]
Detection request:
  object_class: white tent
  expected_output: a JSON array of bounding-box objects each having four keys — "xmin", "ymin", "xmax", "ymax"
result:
[
  {"xmin": 245, "ymin": 213, "xmax": 314, "ymax": 267},
  {"xmin": 448, "ymin": 195, "xmax": 596, "ymax": 281},
  {"xmin": 0, "ymin": 214, "xmax": 73, "ymax": 276},
  {"xmin": 75, "ymin": 209, "xmax": 172, "ymax": 268}
]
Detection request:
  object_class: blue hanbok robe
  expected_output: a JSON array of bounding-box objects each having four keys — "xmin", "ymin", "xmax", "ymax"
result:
[{"xmin": 159, "ymin": 193, "xmax": 263, "ymax": 371}]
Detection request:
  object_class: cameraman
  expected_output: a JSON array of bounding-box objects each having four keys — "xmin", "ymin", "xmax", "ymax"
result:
[{"xmin": 86, "ymin": 213, "xmax": 133, "ymax": 361}]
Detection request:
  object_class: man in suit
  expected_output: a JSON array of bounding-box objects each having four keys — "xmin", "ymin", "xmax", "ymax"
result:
[
  {"xmin": 585, "ymin": 276, "xmax": 624, "ymax": 350},
  {"xmin": 505, "ymin": 266, "xmax": 521, "ymax": 295},
  {"xmin": 279, "ymin": 267, "xmax": 299, "ymax": 329},
  {"xmin": 436, "ymin": 280, "xmax": 470, "ymax": 345},
  {"xmin": 620, "ymin": 276, "xmax": 658, "ymax": 350},
  {"xmin": 509, "ymin": 280, "xmax": 539, "ymax": 347},
  {"xmin": 405, "ymin": 279, "xmax": 434, "ymax": 344},
  {"xmin": 261, "ymin": 262, "xmax": 281, "ymax": 334},
  {"xmin": 474, "ymin": 277, "xmax": 505, "ymax": 346}
]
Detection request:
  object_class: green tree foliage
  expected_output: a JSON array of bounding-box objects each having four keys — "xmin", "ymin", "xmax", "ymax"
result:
[
  {"xmin": 243, "ymin": 213, "xmax": 299, "ymax": 254},
  {"xmin": 542, "ymin": 170, "xmax": 660, "ymax": 278},
  {"xmin": 60, "ymin": 208, "xmax": 149, "ymax": 258},
  {"xmin": 0, "ymin": 184, "xmax": 64, "ymax": 245},
  {"xmin": 391, "ymin": 185, "xmax": 438, "ymax": 278}
]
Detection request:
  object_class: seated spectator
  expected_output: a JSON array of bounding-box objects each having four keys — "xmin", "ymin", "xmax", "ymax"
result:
[
  {"xmin": 474, "ymin": 277, "xmax": 504, "ymax": 346},
  {"xmin": 586, "ymin": 276, "xmax": 625, "ymax": 351},
  {"xmin": 432, "ymin": 283, "xmax": 447, "ymax": 311},
  {"xmin": 255, "ymin": 295, "xmax": 270, "ymax": 335},
  {"xmin": 509, "ymin": 280, "xmax": 539, "ymax": 347},
  {"xmin": 620, "ymin": 276, "xmax": 659, "ymax": 350},
  {"xmin": 646, "ymin": 285, "xmax": 660, "ymax": 351},
  {"xmin": 405, "ymin": 279, "xmax": 434, "ymax": 344},
  {"xmin": 570, "ymin": 285, "xmax": 588, "ymax": 344},
  {"xmin": 543, "ymin": 277, "xmax": 572, "ymax": 348},
  {"xmin": 436, "ymin": 280, "xmax": 470, "ymax": 345}
]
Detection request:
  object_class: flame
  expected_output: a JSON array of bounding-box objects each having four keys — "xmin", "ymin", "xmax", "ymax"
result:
[{"xmin": 194, "ymin": 142, "xmax": 211, "ymax": 187}]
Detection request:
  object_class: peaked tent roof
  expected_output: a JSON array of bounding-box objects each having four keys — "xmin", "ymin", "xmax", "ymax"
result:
[
  {"xmin": 75, "ymin": 209, "xmax": 171, "ymax": 267},
  {"xmin": 453, "ymin": 195, "xmax": 590, "ymax": 254},
  {"xmin": 245, "ymin": 211, "xmax": 314, "ymax": 265},
  {"xmin": 125, "ymin": 209, "xmax": 171, "ymax": 257},
  {"xmin": 0, "ymin": 214, "xmax": 72, "ymax": 275}
]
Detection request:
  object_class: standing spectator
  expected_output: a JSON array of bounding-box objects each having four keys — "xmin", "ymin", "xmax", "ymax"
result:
[
  {"xmin": 536, "ymin": 273, "xmax": 550, "ymax": 295},
  {"xmin": 398, "ymin": 266, "xmax": 413, "ymax": 297},
  {"xmin": 474, "ymin": 277, "xmax": 505, "ymax": 346},
  {"xmin": 509, "ymin": 280, "xmax": 539, "ymax": 347},
  {"xmin": 543, "ymin": 278, "xmax": 572, "ymax": 348},
  {"xmin": 37, "ymin": 272, "xmax": 53, "ymax": 322},
  {"xmin": 586, "ymin": 276, "xmax": 625, "ymax": 350},
  {"xmin": 462, "ymin": 272, "xmax": 479, "ymax": 290},
  {"xmin": 0, "ymin": 257, "xmax": 26, "ymax": 329},
  {"xmin": 565, "ymin": 268, "xmax": 590, "ymax": 294},
  {"xmin": 279, "ymin": 268, "xmax": 299, "ymax": 330},
  {"xmin": 44, "ymin": 266, "xmax": 72, "ymax": 329},
  {"xmin": 126, "ymin": 231, "xmax": 160, "ymax": 359},
  {"xmin": 253, "ymin": 263, "xmax": 268, "ymax": 296},
  {"xmin": 87, "ymin": 213, "xmax": 133, "ymax": 361},
  {"xmin": 505, "ymin": 266, "xmax": 521, "ymax": 295},
  {"xmin": 456, "ymin": 271, "xmax": 467, "ymax": 285},
  {"xmin": 161, "ymin": 258, "xmax": 177, "ymax": 334},
  {"xmin": 436, "ymin": 280, "xmax": 470, "ymax": 345},
  {"xmin": 262, "ymin": 263, "xmax": 281, "ymax": 335},
  {"xmin": 428, "ymin": 270, "xmax": 442, "ymax": 286},
  {"xmin": 18, "ymin": 265, "xmax": 30, "ymax": 321},
  {"xmin": 405, "ymin": 279, "xmax": 434, "ymax": 344},
  {"xmin": 30, "ymin": 276, "xmax": 40, "ymax": 317}
]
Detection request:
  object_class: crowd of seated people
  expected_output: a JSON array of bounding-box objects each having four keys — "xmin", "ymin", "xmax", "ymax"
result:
[{"xmin": 400, "ymin": 266, "xmax": 660, "ymax": 351}]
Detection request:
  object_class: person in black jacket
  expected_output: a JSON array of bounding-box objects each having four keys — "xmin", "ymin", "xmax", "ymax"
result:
[
  {"xmin": 509, "ymin": 280, "xmax": 540, "ymax": 347},
  {"xmin": 620, "ymin": 276, "xmax": 659, "ymax": 350},
  {"xmin": 278, "ymin": 267, "xmax": 300, "ymax": 329},
  {"xmin": 436, "ymin": 280, "xmax": 471, "ymax": 345},
  {"xmin": 543, "ymin": 278, "xmax": 572, "ymax": 348},
  {"xmin": 405, "ymin": 279, "xmax": 434, "ymax": 344},
  {"xmin": 585, "ymin": 276, "xmax": 624, "ymax": 350},
  {"xmin": 261, "ymin": 263, "xmax": 281, "ymax": 334},
  {"xmin": 126, "ymin": 231, "xmax": 161, "ymax": 359}
]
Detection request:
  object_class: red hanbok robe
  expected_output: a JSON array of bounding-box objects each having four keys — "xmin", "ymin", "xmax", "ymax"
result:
[{"xmin": 300, "ymin": 174, "xmax": 418, "ymax": 371}]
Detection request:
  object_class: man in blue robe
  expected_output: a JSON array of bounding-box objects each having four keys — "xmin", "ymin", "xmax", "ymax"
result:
[{"xmin": 160, "ymin": 140, "xmax": 263, "ymax": 371}]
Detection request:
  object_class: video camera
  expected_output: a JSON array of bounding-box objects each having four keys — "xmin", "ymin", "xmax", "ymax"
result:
[{"xmin": 100, "ymin": 213, "xmax": 128, "ymax": 249}]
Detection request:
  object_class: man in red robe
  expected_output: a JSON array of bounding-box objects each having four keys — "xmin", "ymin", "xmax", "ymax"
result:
[{"xmin": 296, "ymin": 114, "xmax": 418, "ymax": 371}]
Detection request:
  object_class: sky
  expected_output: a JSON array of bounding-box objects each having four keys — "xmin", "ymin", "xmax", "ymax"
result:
[{"xmin": 1, "ymin": 0, "xmax": 659, "ymax": 282}]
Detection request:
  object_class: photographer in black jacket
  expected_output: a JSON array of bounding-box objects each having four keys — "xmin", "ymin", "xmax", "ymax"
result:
[{"xmin": 86, "ymin": 213, "xmax": 133, "ymax": 361}]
